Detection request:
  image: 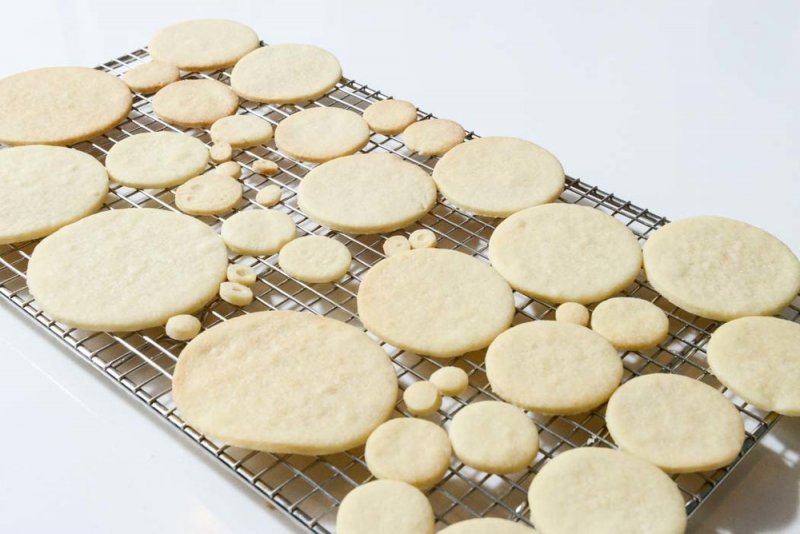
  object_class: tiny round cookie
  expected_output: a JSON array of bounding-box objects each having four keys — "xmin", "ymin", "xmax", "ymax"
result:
[
  {"xmin": 365, "ymin": 418, "xmax": 452, "ymax": 489},
  {"xmin": 221, "ymin": 209, "xmax": 296, "ymax": 256},
  {"xmin": 209, "ymin": 142, "xmax": 232, "ymax": 164},
  {"xmin": 440, "ymin": 518, "xmax": 535, "ymax": 534},
  {"xmin": 275, "ymin": 107, "xmax": 369, "ymax": 163},
  {"xmin": 255, "ymin": 184, "xmax": 281, "ymax": 206},
  {"xmin": 409, "ymin": 229, "xmax": 437, "ymax": 249},
  {"xmin": 175, "ymin": 172, "xmax": 242, "ymax": 216},
  {"xmin": 430, "ymin": 366, "xmax": 469, "ymax": 396},
  {"xmin": 591, "ymin": 297, "xmax": 669, "ymax": 350},
  {"xmin": 449, "ymin": 401, "xmax": 539, "ymax": 474},
  {"xmin": 708, "ymin": 316, "xmax": 800, "ymax": 415},
  {"xmin": 216, "ymin": 161, "xmax": 241, "ymax": 178},
  {"xmin": 337, "ymin": 480, "xmax": 434, "ymax": 534},
  {"xmin": 219, "ymin": 281, "xmax": 253, "ymax": 306},
  {"xmin": 404, "ymin": 381, "xmax": 441, "ymax": 416},
  {"xmin": 486, "ymin": 321, "xmax": 622, "ymax": 415},
  {"xmin": 298, "ymin": 153, "xmax": 437, "ymax": 234},
  {"xmin": 489, "ymin": 204, "xmax": 642, "ymax": 304},
  {"xmin": 226, "ymin": 263, "xmax": 256, "ymax": 285},
  {"xmin": 253, "ymin": 159, "xmax": 279, "ymax": 176},
  {"xmin": 122, "ymin": 61, "xmax": 179, "ymax": 94},
  {"xmin": 105, "ymin": 132, "xmax": 209, "ymax": 188},
  {"xmin": 0, "ymin": 146, "xmax": 108, "ymax": 245},
  {"xmin": 165, "ymin": 314, "xmax": 202, "ymax": 341},
  {"xmin": 363, "ymin": 99, "xmax": 417, "ymax": 135},
  {"xmin": 403, "ymin": 119, "xmax": 465, "ymax": 156},
  {"xmin": 153, "ymin": 79, "xmax": 238, "ymax": 128},
  {"xmin": 554, "ymin": 302, "xmax": 589, "ymax": 327},
  {"xmin": 0, "ymin": 67, "xmax": 131, "ymax": 146},
  {"xmin": 231, "ymin": 44, "xmax": 342, "ymax": 104},
  {"xmin": 210, "ymin": 114, "xmax": 273, "ymax": 148},
  {"xmin": 643, "ymin": 216, "xmax": 800, "ymax": 321},
  {"xmin": 148, "ymin": 19, "xmax": 259, "ymax": 71},
  {"xmin": 383, "ymin": 235, "xmax": 411, "ymax": 257},
  {"xmin": 278, "ymin": 235, "xmax": 351, "ymax": 283},
  {"xmin": 432, "ymin": 137, "xmax": 564, "ymax": 217},
  {"xmin": 528, "ymin": 447, "xmax": 686, "ymax": 534},
  {"xmin": 358, "ymin": 249, "xmax": 515, "ymax": 358}
]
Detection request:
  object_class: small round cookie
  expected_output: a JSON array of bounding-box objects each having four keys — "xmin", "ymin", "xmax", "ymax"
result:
[
  {"xmin": 153, "ymin": 79, "xmax": 238, "ymax": 128},
  {"xmin": 409, "ymin": 229, "xmax": 437, "ymax": 249},
  {"xmin": 231, "ymin": 44, "xmax": 342, "ymax": 104},
  {"xmin": 0, "ymin": 146, "xmax": 108, "ymax": 245},
  {"xmin": 486, "ymin": 321, "xmax": 622, "ymax": 415},
  {"xmin": 358, "ymin": 249, "xmax": 515, "ymax": 358},
  {"xmin": 175, "ymin": 172, "xmax": 242, "ymax": 216},
  {"xmin": 275, "ymin": 107, "xmax": 369, "ymax": 163},
  {"xmin": 429, "ymin": 366, "xmax": 469, "ymax": 396},
  {"xmin": 528, "ymin": 448, "xmax": 687, "ymax": 534},
  {"xmin": 165, "ymin": 314, "xmax": 202, "ymax": 341},
  {"xmin": 403, "ymin": 119, "xmax": 465, "ymax": 156},
  {"xmin": 591, "ymin": 297, "xmax": 669, "ymax": 350},
  {"xmin": 298, "ymin": 153, "xmax": 437, "ymax": 234},
  {"xmin": 209, "ymin": 142, "xmax": 232, "ymax": 164},
  {"xmin": 278, "ymin": 235, "xmax": 351, "ymax": 283},
  {"xmin": 449, "ymin": 401, "xmax": 539, "ymax": 474},
  {"xmin": 363, "ymin": 99, "xmax": 417, "ymax": 135},
  {"xmin": 221, "ymin": 209, "xmax": 296, "ymax": 256},
  {"xmin": 122, "ymin": 61, "xmax": 179, "ymax": 94},
  {"xmin": 404, "ymin": 381, "xmax": 441, "ymax": 416},
  {"xmin": 253, "ymin": 159, "xmax": 279, "ymax": 176},
  {"xmin": 643, "ymin": 216, "xmax": 800, "ymax": 321},
  {"xmin": 365, "ymin": 418, "xmax": 452, "ymax": 489},
  {"xmin": 337, "ymin": 480, "xmax": 434, "ymax": 534},
  {"xmin": 0, "ymin": 67, "xmax": 131, "ymax": 146},
  {"xmin": 216, "ymin": 161, "xmax": 241, "ymax": 178},
  {"xmin": 105, "ymin": 132, "xmax": 208, "ymax": 189},
  {"xmin": 432, "ymin": 137, "xmax": 564, "ymax": 217},
  {"xmin": 708, "ymin": 316, "xmax": 800, "ymax": 415},
  {"xmin": 554, "ymin": 302, "xmax": 589, "ymax": 327},
  {"xmin": 219, "ymin": 281, "xmax": 253, "ymax": 306},
  {"xmin": 383, "ymin": 235, "xmax": 411, "ymax": 257},
  {"xmin": 226, "ymin": 264, "xmax": 256, "ymax": 286},
  {"xmin": 489, "ymin": 204, "xmax": 642, "ymax": 304},
  {"xmin": 255, "ymin": 184, "xmax": 281, "ymax": 207},
  {"xmin": 440, "ymin": 518, "xmax": 535, "ymax": 534},
  {"xmin": 210, "ymin": 114, "xmax": 273, "ymax": 148},
  {"xmin": 148, "ymin": 19, "xmax": 259, "ymax": 71}
]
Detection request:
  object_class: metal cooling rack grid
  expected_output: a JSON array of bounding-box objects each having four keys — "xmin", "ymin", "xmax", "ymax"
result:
[{"xmin": 1, "ymin": 45, "xmax": 797, "ymax": 532}]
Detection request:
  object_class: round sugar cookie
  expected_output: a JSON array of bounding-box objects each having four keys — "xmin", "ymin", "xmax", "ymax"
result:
[
  {"xmin": 440, "ymin": 518, "xmax": 535, "ymax": 534},
  {"xmin": 0, "ymin": 146, "xmax": 108, "ymax": 245},
  {"xmin": 226, "ymin": 263, "xmax": 256, "ymax": 286},
  {"xmin": 149, "ymin": 19, "xmax": 259, "ymax": 71},
  {"xmin": 358, "ymin": 249, "xmax": 515, "ymax": 358},
  {"xmin": 0, "ymin": 67, "xmax": 131, "ymax": 146},
  {"xmin": 409, "ymin": 228, "xmax": 437, "ymax": 249},
  {"xmin": 430, "ymin": 366, "xmax": 469, "ymax": 396},
  {"xmin": 105, "ymin": 132, "xmax": 208, "ymax": 188},
  {"xmin": 216, "ymin": 161, "xmax": 241, "ymax": 178},
  {"xmin": 403, "ymin": 119, "xmax": 465, "ymax": 156},
  {"xmin": 255, "ymin": 184, "xmax": 281, "ymax": 206},
  {"xmin": 210, "ymin": 114, "xmax": 273, "ymax": 148},
  {"xmin": 643, "ymin": 216, "xmax": 800, "ymax": 321},
  {"xmin": 219, "ymin": 281, "xmax": 253, "ymax": 306},
  {"xmin": 384, "ymin": 235, "xmax": 411, "ymax": 257},
  {"xmin": 298, "ymin": 153, "xmax": 437, "ymax": 234},
  {"xmin": 403, "ymin": 381, "xmax": 442, "ymax": 416},
  {"xmin": 554, "ymin": 302, "xmax": 589, "ymax": 327},
  {"xmin": 175, "ymin": 172, "xmax": 242, "ymax": 215},
  {"xmin": 486, "ymin": 321, "xmax": 622, "ymax": 414},
  {"xmin": 591, "ymin": 297, "xmax": 669, "ymax": 350},
  {"xmin": 122, "ymin": 61, "xmax": 179, "ymax": 94},
  {"xmin": 489, "ymin": 204, "xmax": 642, "ymax": 304},
  {"xmin": 278, "ymin": 235, "xmax": 351, "ymax": 283},
  {"xmin": 153, "ymin": 79, "xmax": 238, "ymax": 128},
  {"xmin": 363, "ymin": 99, "xmax": 417, "ymax": 135},
  {"xmin": 432, "ymin": 137, "xmax": 564, "ymax": 217},
  {"xmin": 528, "ymin": 447, "xmax": 687, "ymax": 534},
  {"xmin": 221, "ymin": 209, "xmax": 296, "ymax": 256},
  {"xmin": 27, "ymin": 208, "xmax": 227, "ymax": 331},
  {"xmin": 707, "ymin": 316, "xmax": 800, "ymax": 415},
  {"xmin": 165, "ymin": 314, "xmax": 202, "ymax": 341},
  {"xmin": 365, "ymin": 418, "xmax": 452, "ymax": 489},
  {"xmin": 275, "ymin": 107, "xmax": 369, "ymax": 163},
  {"xmin": 449, "ymin": 401, "xmax": 539, "ymax": 474},
  {"xmin": 173, "ymin": 311, "xmax": 398, "ymax": 454},
  {"xmin": 231, "ymin": 44, "xmax": 342, "ymax": 104},
  {"xmin": 337, "ymin": 480, "xmax": 434, "ymax": 534}
]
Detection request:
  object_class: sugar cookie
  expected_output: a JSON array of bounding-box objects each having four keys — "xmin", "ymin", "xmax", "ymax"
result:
[
  {"xmin": 429, "ymin": 366, "xmax": 469, "ymax": 396},
  {"xmin": 153, "ymin": 79, "xmax": 238, "ymax": 128},
  {"xmin": 165, "ymin": 315, "xmax": 202, "ymax": 341},
  {"xmin": 219, "ymin": 281, "xmax": 253, "ymax": 306},
  {"xmin": 210, "ymin": 114, "xmax": 273, "ymax": 148},
  {"xmin": 278, "ymin": 235, "xmax": 351, "ymax": 283},
  {"xmin": 209, "ymin": 142, "xmax": 232, "ymax": 163},
  {"xmin": 409, "ymin": 229, "xmax": 437, "ymax": 249},
  {"xmin": 383, "ymin": 235, "xmax": 411, "ymax": 257},
  {"xmin": 275, "ymin": 107, "xmax": 369, "ymax": 163},
  {"xmin": 363, "ymin": 99, "xmax": 417, "ymax": 135},
  {"xmin": 252, "ymin": 159, "xmax": 279, "ymax": 175},
  {"xmin": 337, "ymin": 480, "xmax": 434, "ymax": 534},
  {"xmin": 175, "ymin": 172, "xmax": 242, "ymax": 216},
  {"xmin": 255, "ymin": 184, "xmax": 281, "ymax": 206},
  {"xmin": 226, "ymin": 264, "xmax": 256, "ymax": 286},
  {"xmin": 404, "ymin": 381, "xmax": 441, "ymax": 416},
  {"xmin": 122, "ymin": 61, "xmax": 179, "ymax": 94},
  {"xmin": 403, "ymin": 119, "xmax": 465, "ymax": 156},
  {"xmin": 149, "ymin": 19, "xmax": 259, "ymax": 71},
  {"xmin": 221, "ymin": 209, "xmax": 296, "ymax": 256},
  {"xmin": 215, "ymin": 161, "xmax": 241, "ymax": 178},
  {"xmin": 440, "ymin": 518, "xmax": 535, "ymax": 534},
  {"xmin": 591, "ymin": 297, "xmax": 669, "ymax": 350},
  {"xmin": 105, "ymin": 132, "xmax": 208, "ymax": 188},
  {"xmin": 554, "ymin": 302, "xmax": 589, "ymax": 327}
]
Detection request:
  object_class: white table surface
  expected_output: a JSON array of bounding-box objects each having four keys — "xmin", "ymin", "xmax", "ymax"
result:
[{"xmin": 1, "ymin": 1, "xmax": 798, "ymax": 532}]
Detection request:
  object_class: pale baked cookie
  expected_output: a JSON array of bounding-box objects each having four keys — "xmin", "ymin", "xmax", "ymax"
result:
[
  {"xmin": 221, "ymin": 209, "xmax": 296, "ymax": 256},
  {"xmin": 708, "ymin": 316, "xmax": 800, "ymax": 415},
  {"xmin": 337, "ymin": 480, "xmax": 434, "ymax": 534},
  {"xmin": 449, "ymin": 401, "xmax": 538, "ymax": 474},
  {"xmin": 0, "ymin": 146, "xmax": 108, "ymax": 244},
  {"xmin": 231, "ymin": 44, "xmax": 342, "ymax": 104},
  {"xmin": 429, "ymin": 366, "xmax": 469, "ymax": 396},
  {"xmin": 165, "ymin": 315, "xmax": 202, "ymax": 341},
  {"xmin": 255, "ymin": 184, "xmax": 281, "ymax": 206},
  {"xmin": 489, "ymin": 204, "xmax": 642, "ymax": 304},
  {"xmin": 215, "ymin": 161, "xmax": 241, "ymax": 178},
  {"xmin": 219, "ymin": 281, "xmax": 253, "ymax": 306},
  {"xmin": 149, "ymin": 19, "xmax": 259, "ymax": 71},
  {"xmin": 432, "ymin": 137, "xmax": 564, "ymax": 217},
  {"xmin": 210, "ymin": 114, "xmax": 273, "ymax": 148},
  {"xmin": 122, "ymin": 61, "xmax": 179, "ymax": 94},
  {"xmin": 403, "ymin": 119, "xmax": 465, "ymax": 156},
  {"xmin": 403, "ymin": 381, "xmax": 441, "ymax": 416},
  {"xmin": 409, "ymin": 228, "xmax": 437, "ymax": 249},
  {"xmin": 643, "ymin": 216, "xmax": 800, "ymax": 320},
  {"xmin": 27, "ymin": 209, "xmax": 227, "ymax": 331},
  {"xmin": 253, "ymin": 159, "xmax": 279, "ymax": 176},
  {"xmin": 358, "ymin": 249, "xmax": 515, "ymax": 358},
  {"xmin": 275, "ymin": 107, "xmax": 369, "ymax": 163},
  {"xmin": 298, "ymin": 153, "xmax": 437, "ymax": 234},
  {"xmin": 440, "ymin": 518, "xmax": 535, "ymax": 534},
  {"xmin": 486, "ymin": 321, "xmax": 622, "ymax": 414},
  {"xmin": 591, "ymin": 297, "xmax": 669, "ymax": 350},
  {"xmin": 209, "ymin": 142, "xmax": 232, "ymax": 163},
  {"xmin": 528, "ymin": 448, "xmax": 686, "ymax": 534},
  {"xmin": 554, "ymin": 302, "xmax": 589, "ymax": 327},
  {"xmin": 383, "ymin": 235, "xmax": 411, "ymax": 257},
  {"xmin": 365, "ymin": 418, "xmax": 452, "ymax": 489},
  {"xmin": 173, "ymin": 311, "xmax": 398, "ymax": 454},
  {"xmin": 363, "ymin": 99, "xmax": 417, "ymax": 135},
  {"xmin": 175, "ymin": 172, "xmax": 242, "ymax": 216},
  {"xmin": 278, "ymin": 235, "xmax": 351, "ymax": 283},
  {"xmin": 105, "ymin": 132, "xmax": 208, "ymax": 188},
  {"xmin": 0, "ymin": 67, "xmax": 131, "ymax": 146},
  {"xmin": 153, "ymin": 79, "xmax": 238, "ymax": 128},
  {"xmin": 226, "ymin": 263, "xmax": 256, "ymax": 285}
]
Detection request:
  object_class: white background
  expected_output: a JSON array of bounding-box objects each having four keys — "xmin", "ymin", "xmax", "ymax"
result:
[{"xmin": 1, "ymin": 1, "xmax": 798, "ymax": 532}]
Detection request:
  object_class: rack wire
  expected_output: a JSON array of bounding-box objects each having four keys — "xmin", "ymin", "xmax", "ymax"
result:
[{"xmin": 1, "ymin": 46, "xmax": 797, "ymax": 532}]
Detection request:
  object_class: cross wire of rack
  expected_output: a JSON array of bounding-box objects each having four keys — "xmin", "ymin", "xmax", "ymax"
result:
[{"xmin": 1, "ymin": 45, "xmax": 798, "ymax": 532}]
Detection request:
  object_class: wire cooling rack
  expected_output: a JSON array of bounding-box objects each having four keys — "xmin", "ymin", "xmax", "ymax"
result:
[{"xmin": 1, "ymin": 46, "xmax": 798, "ymax": 532}]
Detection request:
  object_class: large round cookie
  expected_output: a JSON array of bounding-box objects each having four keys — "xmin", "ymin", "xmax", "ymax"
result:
[
  {"xmin": 149, "ymin": 19, "xmax": 260, "ymax": 71},
  {"xmin": 153, "ymin": 79, "xmax": 239, "ymax": 128},
  {"xmin": 275, "ymin": 107, "xmax": 369, "ymax": 163},
  {"xmin": 489, "ymin": 204, "xmax": 642, "ymax": 304},
  {"xmin": 173, "ymin": 311, "xmax": 398, "ymax": 454},
  {"xmin": 440, "ymin": 518, "xmax": 535, "ymax": 534},
  {"xmin": 643, "ymin": 216, "xmax": 800, "ymax": 320},
  {"xmin": 105, "ymin": 132, "xmax": 209, "ymax": 188},
  {"xmin": 358, "ymin": 249, "xmax": 515, "ymax": 358},
  {"xmin": 0, "ymin": 67, "xmax": 131, "ymax": 146},
  {"xmin": 27, "ymin": 208, "xmax": 227, "ymax": 331},
  {"xmin": 337, "ymin": 480, "xmax": 434, "ymax": 534}
]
